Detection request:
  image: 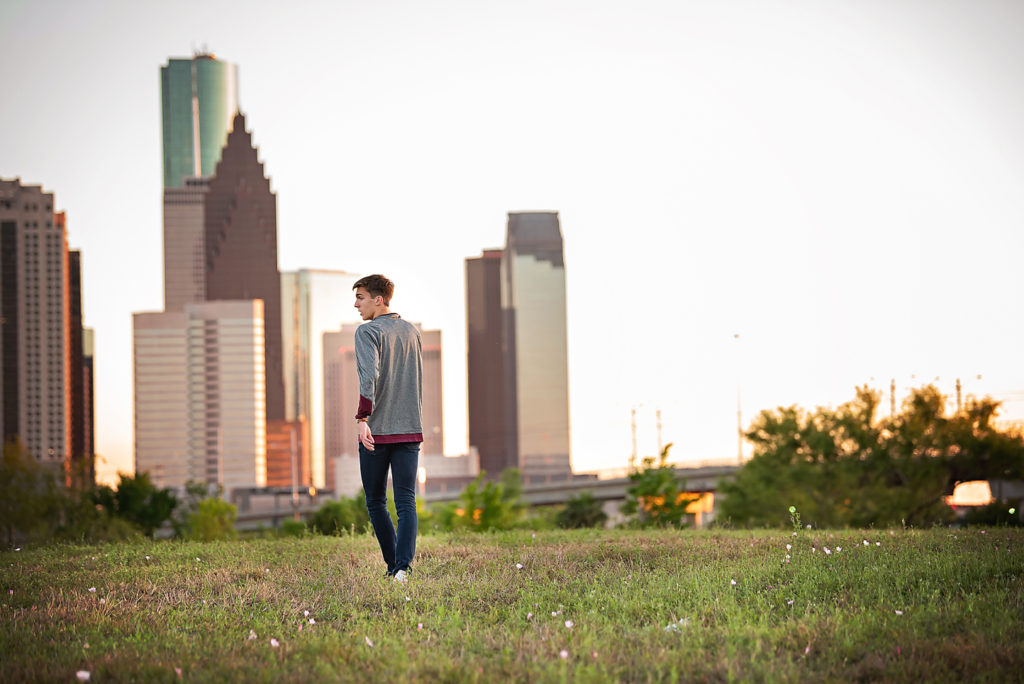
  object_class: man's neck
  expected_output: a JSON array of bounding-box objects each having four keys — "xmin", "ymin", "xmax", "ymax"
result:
[{"xmin": 370, "ymin": 308, "xmax": 392, "ymax": 320}]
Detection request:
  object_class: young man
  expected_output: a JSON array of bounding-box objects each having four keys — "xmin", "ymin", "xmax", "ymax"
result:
[{"xmin": 352, "ymin": 274, "xmax": 423, "ymax": 583}]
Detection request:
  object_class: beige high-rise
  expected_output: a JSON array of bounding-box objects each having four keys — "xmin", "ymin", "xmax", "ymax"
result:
[
  {"xmin": 133, "ymin": 300, "xmax": 267, "ymax": 492},
  {"xmin": 0, "ymin": 179, "xmax": 71, "ymax": 473}
]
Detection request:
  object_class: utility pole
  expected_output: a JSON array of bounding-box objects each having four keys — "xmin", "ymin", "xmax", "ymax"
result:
[
  {"xmin": 734, "ymin": 333, "xmax": 742, "ymax": 465},
  {"xmin": 290, "ymin": 424, "xmax": 299, "ymax": 522},
  {"xmin": 890, "ymin": 379, "xmax": 896, "ymax": 418},
  {"xmin": 656, "ymin": 409, "xmax": 663, "ymax": 456},
  {"xmin": 630, "ymin": 407, "xmax": 637, "ymax": 470}
]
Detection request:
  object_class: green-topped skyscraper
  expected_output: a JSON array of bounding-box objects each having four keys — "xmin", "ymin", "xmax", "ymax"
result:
[{"xmin": 161, "ymin": 53, "xmax": 238, "ymax": 188}]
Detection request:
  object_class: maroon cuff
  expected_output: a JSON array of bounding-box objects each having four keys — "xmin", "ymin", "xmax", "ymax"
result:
[{"xmin": 355, "ymin": 395, "xmax": 373, "ymax": 420}]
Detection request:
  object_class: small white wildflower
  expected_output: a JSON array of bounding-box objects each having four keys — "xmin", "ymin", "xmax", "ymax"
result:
[
  {"xmin": 304, "ymin": 610, "xmax": 309, "ymax": 617},
  {"xmin": 785, "ymin": 554, "xmax": 790, "ymax": 560},
  {"xmin": 308, "ymin": 618, "xmax": 315, "ymax": 625},
  {"xmin": 786, "ymin": 544, "xmax": 792, "ymax": 551},
  {"xmin": 876, "ymin": 542, "xmax": 881, "ymax": 546},
  {"xmin": 552, "ymin": 610, "xmax": 562, "ymax": 616},
  {"xmin": 565, "ymin": 620, "xmax": 574, "ymax": 628},
  {"xmin": 405, "ymin": 596, "xmax": 410, "ymax": 602},
  {"xmin": 527, "ymin": 612, "xmax": 533, "ymax": 619},
  {"xmin": 516, "ymin": 563, "xmax": 523, "ymax": 569},
  {"xmin": 895, "ymin": 610, "xmax": 903, "ymax": 616},
  {"xmin": 559, "ymin": 649, "xmax": 569, "ymax": 659},
  {"xmin": 99, "ymin": 598, "xmax": 105, "ymax": 604},
  {"xmin": 88, "ymin": 587, "xmax": 96, "ymax": 592},
  {"xmin": 863, "ymin": 540, "xmax": 870, "ymax": 546},
  {"xmin": 824, "ymin": 547, "xmax": 832, "ymax": 555},
  {"xmin": 248, "ymin": 630, "xmax": 257, "ymax": 640},
  {"xmin": 417, "ymin": 623, "xmax": 423, "ymax": 630},
  {"xmin": 146, "ymin": 555, "xmax": 151, "ymax": 560},
  {"xmin": 270, "ymin": 638, "xmax": 280, "ymax": 647},
  {"xmin": 196, "ymin": 557, "xmax": 201, "ymax": 562},
  {"xmin": 836, "ymin": 547, "xmax": 842, "ymax": 552},
  {"xmin": 787, "ymin": 600, "xmax": 794, "ymax": 605},
  {"xmin": 76, "ymin": 671, "xmax": 90, "ymax": 681},
  {"xmin": 365, "ymin": 636, "xmax": 374, "ymax": 648},
  {"xmin": 730, "ymin": 579, "xmax": 737, "ymax": 586}
]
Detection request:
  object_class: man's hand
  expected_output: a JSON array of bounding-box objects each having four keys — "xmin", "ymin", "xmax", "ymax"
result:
[{"xmin": 358, "ymin": 421, "xmax": 375, "ymax": 451}]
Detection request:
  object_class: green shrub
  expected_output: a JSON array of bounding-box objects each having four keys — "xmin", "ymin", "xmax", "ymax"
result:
[
  {"xmin": 279, "ymin": 519, "xmax": 308, "ymax": 537},
  {"xmin": 185, "ymin": 498, "xmax": 238, "ymax": 541},
  {"xmin": 556, "ymin": 491, "xmax": 608, "ymax": 529},
  {"xmin": 310, "ymin": 493, "xmax": 370, "ymax": 536}
]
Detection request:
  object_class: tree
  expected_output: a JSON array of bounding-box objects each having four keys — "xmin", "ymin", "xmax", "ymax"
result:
[
  {"xmin": 0, "ymin": 440, "xmax": 62, "ymax": 544},
  {"xmin": 620, "ymin": 443, "xmax": 699, "ymax": 528},
  {"xmin": 717, "ymin": 385, "xmax": 1024, "ymax": 528},
  {"xmin": 94, "ymin": 472, "xmax": 178, "ymax": 537}
]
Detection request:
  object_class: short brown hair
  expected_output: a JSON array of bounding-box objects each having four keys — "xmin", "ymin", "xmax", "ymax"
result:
[{"xmin": 353, "ymin": 274, "xmax": 395, "ymax": 305}]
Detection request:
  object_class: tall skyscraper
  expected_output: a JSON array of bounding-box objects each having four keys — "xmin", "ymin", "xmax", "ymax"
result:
[
  {"xmin": 323, "ymin": 322, "xmax": 444, "ymax": 493},
  {"xmin": 134, "ymin": 300, "xmax": 267, "ymax": 492},
  {"xmin": 68, "ymin": 250, "xmax": 94, "ymax": 484},
  {"xmin": 465, "ymin": 249, "xmax": 511, "ymax": 475},
  {"xmin": 466, "ymin": 212, "xmax": 572, "ymax": 482},
  {"xmin": 0, "ymin": 179, "xmax": 81, "ymax": 478},
  {"xmin": 281, "ymin": 269, "xmax": 361, "ymax": 489},
  {"xmin": 161, "ymin": 54, "xmax": 238, "ymax": 189},
  {"xmin": 203, "ymin": 112, "xmax": 285, "ymax": 422}
]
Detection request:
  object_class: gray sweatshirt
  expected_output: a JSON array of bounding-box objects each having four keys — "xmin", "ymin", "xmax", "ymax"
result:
[{"xmin": 354, "ymin": 313, "xmax": 423, "ymax": 443}]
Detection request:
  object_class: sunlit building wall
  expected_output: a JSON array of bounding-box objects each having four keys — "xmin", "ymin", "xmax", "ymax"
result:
[
  {"xmin": 281, "ymin": 269, "xmax": 360, "ymax": 489},
  {"xmin": 134, "ymin": 300, "xmax": 266, "ymax": 493},
  {"xmin": 0, "ymin": 179, "xmax": 72, "ymax": 474},
  {"xmin": 161, "ymin": 54, "xmax": 238, "ymax": 189}
]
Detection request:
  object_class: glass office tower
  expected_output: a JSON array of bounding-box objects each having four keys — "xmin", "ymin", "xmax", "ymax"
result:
[
  {"xmin": 466, "ymin": 212, "xmax": 572, "ymax": 483},
  {"xmin": 161, "ymin": 54, "xmax": 238, "ymax": 188}
]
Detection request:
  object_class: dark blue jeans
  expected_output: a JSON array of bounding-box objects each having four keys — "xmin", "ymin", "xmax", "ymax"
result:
[{"xmin": 359, "ymin": 441, "xmax": 419, "ymax": 575}]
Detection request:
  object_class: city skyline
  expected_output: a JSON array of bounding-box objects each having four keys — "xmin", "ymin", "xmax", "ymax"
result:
[{"xmin": 2, "ymin": 0, "xmax": 1023, "ymax": 485}]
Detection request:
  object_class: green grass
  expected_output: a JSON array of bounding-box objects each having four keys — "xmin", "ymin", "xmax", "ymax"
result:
[{"xmin": 2, "ymin": 528, "xmax": 1022, "ymax": 682}]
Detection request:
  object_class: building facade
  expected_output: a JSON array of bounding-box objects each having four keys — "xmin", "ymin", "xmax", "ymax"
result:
[
  {"xmin": 161, "ymin": 54, "xmax": 239, "ymax": 189},
  {"xmin": 322, "ymin": 322, "xmax": 444, "ymax": 493},
  {"xmin": 466, "ymin": 212, "xmax": 572, "ymax": 483},
  {"xmin": 203, "ymin": 112, "xmax": 285, "ymax": 423},
  {"xmin": 281, "ymin": 269, "xmax": 361, "ymax": 489},
  {"xmin": 163, "ymin": 177, "xmax": 210, "ymax": 312},
  {"xmin": 133, "ymin": 300, "xmax": 267, "ymax": 492},
  {"xmin": 0, "ymin": 179, "xmax": 78, "ymax": 477}
]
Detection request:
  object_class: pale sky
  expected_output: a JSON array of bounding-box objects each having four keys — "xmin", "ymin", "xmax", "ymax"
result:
[{"xmin": 2, "ymin": 0, "xmax": 1022, "ymax": 486}]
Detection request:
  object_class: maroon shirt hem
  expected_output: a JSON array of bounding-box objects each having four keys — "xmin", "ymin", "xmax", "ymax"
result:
[{"xmin": 369, "ymin": 433, "xmax": 423, "ymax": 444}]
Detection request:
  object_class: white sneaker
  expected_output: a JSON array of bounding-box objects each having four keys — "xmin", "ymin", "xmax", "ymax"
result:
[{"xmin": 393, "ymin": 569, "xmax": 408, "ymax": 583}]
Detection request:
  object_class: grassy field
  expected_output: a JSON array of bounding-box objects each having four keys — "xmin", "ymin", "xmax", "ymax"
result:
[{"xmin": 2, "ymin": 527, "xmax": 1022, "ymax": 682}]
